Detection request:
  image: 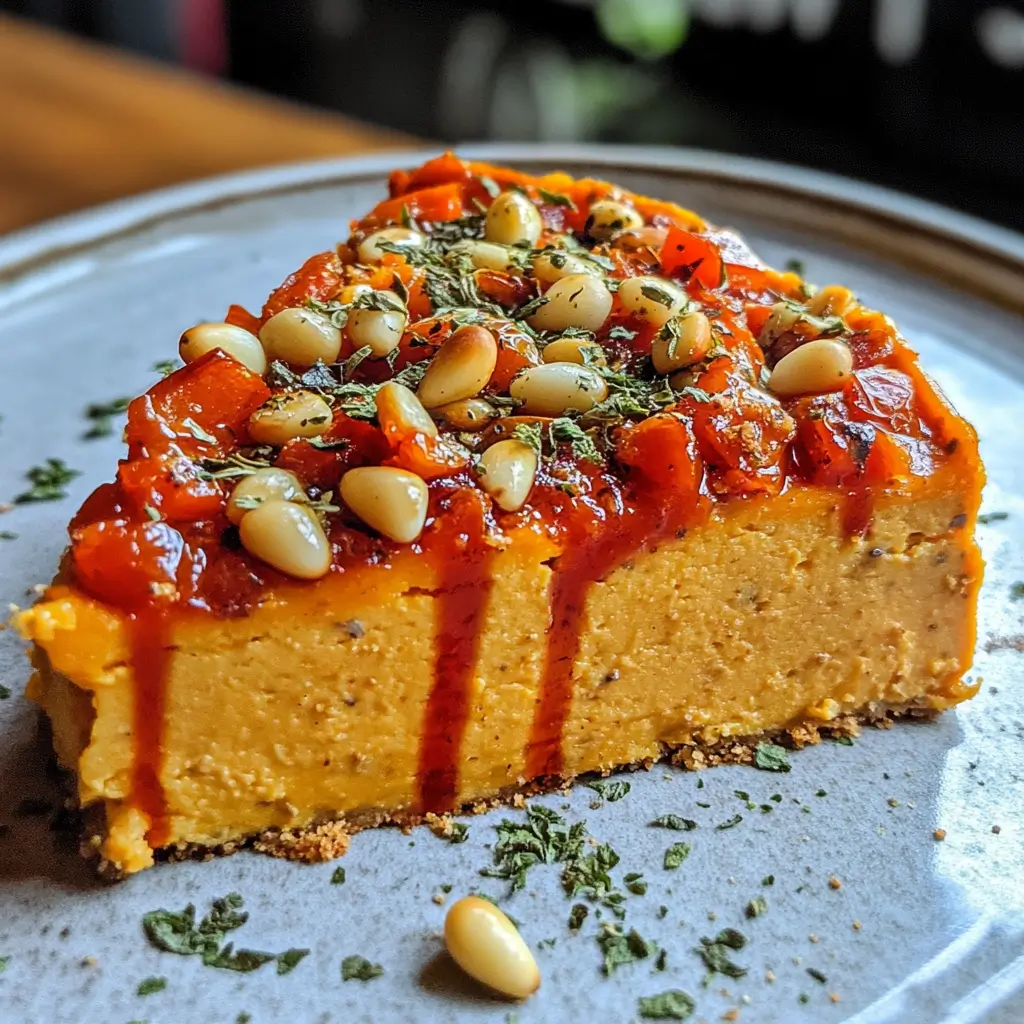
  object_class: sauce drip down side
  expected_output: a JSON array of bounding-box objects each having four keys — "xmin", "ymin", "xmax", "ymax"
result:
[
  {"xmin": 525, "ymin": 503, "xmax": 683, "ymax": 780},
  {"xmin": 527, "ymin": 417, "xmax": 705, "ymax": 779},
  {"xmin": 129, "ymin": 610, "xmax": 173, "ymax": 848},
  {"xmin": 417, "ymin": 492, "xmax": 496, "ymax": 813}
]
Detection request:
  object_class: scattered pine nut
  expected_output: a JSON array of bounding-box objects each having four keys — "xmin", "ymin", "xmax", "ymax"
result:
[{"xmin": 444, "ymin": 896, "xmax": 540, "ymax": 1000}]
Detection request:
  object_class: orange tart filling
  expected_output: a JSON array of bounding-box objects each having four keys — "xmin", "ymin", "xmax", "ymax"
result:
[{"xmin": 17, "ymin": 153, "xmax": 983, "ymax": 875}]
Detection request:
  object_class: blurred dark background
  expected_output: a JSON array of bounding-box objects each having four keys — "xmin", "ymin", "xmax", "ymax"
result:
[{"xmin": 2, "ymin": 0, "xmax": 1023, "ymax": 230}]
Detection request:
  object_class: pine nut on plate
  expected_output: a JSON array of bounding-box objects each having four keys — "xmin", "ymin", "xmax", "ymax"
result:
[
  {"xmin": 477, "ymin": 439, "xmax": 538, "ymax": 512},
  {"xmin": 375, "ymin": 380, "xmax": 438, "ymax": 439},
  {"xmin": 444, "ymin": 896, "xmax": 540, "ymax": 1000},
  {"xmin": 541, "ymin": 337, "xmax": 607, "ymax": 366},
  {"xmin": 528, "ymin": 274, "xmax": 613, "ymax": 333},
  {"xmin": 259, "ymin": 307, "xmax": 342, "ymax": 367},
  {"xmin": 357, "ymin": 225, "xmax": 423, "ymax": 264},
  {"xmin": 435, "ymin": 397, "xmax": 499, "ymax": 431},
  {"xmin": 339, "ymin": 466, "xmax": 429, "ymax": 543},
  {"xmin": 226, "ymin": 467, "xmax": 307, "ymax": 525},
  {"xmin": 178, "ymin": 322, "xmax": 267, "ymax": 374},
  {"xmin": 509, "ymin": 362, "xmax": 608, "ymax": 416},
  {"xmin": 484, "ymin": 190, "xmax": 543, "ymax": 246},
  {"xmin": 347, "ymin": 293, "xmax": 409, "ymax": 357},
  {"xmin": 651, "ymin": 311, "xmax": 713, "ymax": 373},
  {"xmin": 531, "ymin": 247, "xmax": 603, "ymax": 285},
  {"xmin": 586, "ymin": 198, "xmax": 643, "ymax": 240},
  {"xmin": 769, "ymin": 338, "xmax": 854, "ymax": 397},
  {"xmin": 617, "ymin": 275, "xmax": 689, "ymax": 328},
  {"xmin": 248, "ymin": 391, "xmax": 334, "ymax": 446},
  {"xmin": 417, "ymin": 325, "xmax": 499, "ymax": 408},
  {"xmin": 238, "ymin": 499, "xmax": 331, "ymax": 579}
]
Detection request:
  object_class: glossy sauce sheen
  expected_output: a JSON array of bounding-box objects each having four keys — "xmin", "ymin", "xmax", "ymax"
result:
[
  {"xmin": 129, "ymin": 612, "xmax": 172, "ymax": 847},
  {"xmin": 59, "ymin": 153, "xmax": 980, "ymax": 837},
  {"xmin": 417, "ymin": 496, "xmax": 496, "ymax": 813}
]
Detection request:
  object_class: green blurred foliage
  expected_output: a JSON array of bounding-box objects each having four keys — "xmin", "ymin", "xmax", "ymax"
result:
[{"xmin": 596, "ymin": 0, "xmax": 690, "ymax": 62}]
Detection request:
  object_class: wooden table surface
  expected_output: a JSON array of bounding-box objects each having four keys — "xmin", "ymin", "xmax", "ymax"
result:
[{"xmin": 0, "ymin": 14, "xmax": 407, "ymax": 236}]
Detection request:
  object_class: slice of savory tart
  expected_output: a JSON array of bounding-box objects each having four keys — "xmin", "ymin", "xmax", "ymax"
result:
[{"xmin": 17, "ymin": 153, "xmax": 984, "ymax": 875}]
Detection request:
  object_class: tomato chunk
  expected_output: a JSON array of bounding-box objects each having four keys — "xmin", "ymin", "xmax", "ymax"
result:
[
  {"xmin": 72, "ymin": 519, "xmax": 190, "ymax": 609},
  {"xmin": 792, "ymin": 391, "xmax": 924, "ymax": 488},
  {"xmin": 118, "ymin": 452, "xmax": 225, "ymax": 521},
  {"xmin": 368, "ymin": 183, "xmax": 465, "ymax": 227},
  {"xmin": 120, "ymin": 351, "xmax": 269, "ymax": 519},
  {"xmin": 387, "ymin": 153, "xmax": 531, "ymax": 202},
  {"xmin": 681, "ymin": 361, "xmax": 795, "ymax": 495},
  {"xmin": 847, "ymin": 367, "xmax": 917, "ymax": 434},
  {"xmin": 69, "ymin": 482, "xmax": 127, "ymax": 532},
  {"xmin": 474, "ymin": 270, "xmax": 534, "ymax": 310},
  {"xmin": 275, "ymin": 415, "xmax": 390, "ymax": 489},
  {"xmin": 791, "ymin": 395, "xmax": 866, "ymax": 486},
  {"xmin": 616, "ymin": 414, "xmax": 701, "ymax": 499},
  {"xmin": 384, "ymin": 435, "xmax": 469, "ymax": 481},
  {"xmin": 660, "ymin": 227, "xmax": 724, "ymax": 289},
  {"xmin": 224, "ymin": 303, "xmax": 262, "ymax": 336},
  {"xmin": 262, "ymin": 251, "xmax": 342, "ymax": 322},
  {"xmin": 125, "ymin": 349, "xmax": 270, "ymax": 459}
]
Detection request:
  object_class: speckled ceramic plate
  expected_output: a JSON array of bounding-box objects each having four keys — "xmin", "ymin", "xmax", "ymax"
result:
[{"xmin": 1, "ymin": 146, "xmax": 1022, "ymax": 1024}]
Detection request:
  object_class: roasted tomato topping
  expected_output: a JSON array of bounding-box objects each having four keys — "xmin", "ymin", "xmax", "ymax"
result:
[{"xmin": 64, "ymin": 152, "xmax": 972, "ymax": 614}]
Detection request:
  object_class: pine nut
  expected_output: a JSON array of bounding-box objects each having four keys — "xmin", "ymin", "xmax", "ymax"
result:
[
  {"xmin": 651, "ymin": 311, "xmax": 713, "ymax": 374},
  {"xmin": 613, "ymin": 225, "xmax": 669, "ymax": 251},
  {"xmin": 478, "ymin": 415, "xmax": 552, "ymax": 450},
  {"xmin": 435, "ymin": 398, "xmax": 499, "ymax": 431},
  {"xmin": 452, "ymin": 240, "xmax": 520, "ymax": 273},
  {"xmin": 531, "ymin": 248, "xmax": 603, "ymax": 285},
  {"xmin": 444, "ymin": 896, "xmax": 540, "ymax": 1000},
  {"xmin": 769, "ymin": 339, "xmax": 854, "ymax": 397},
  {"xmin": 248, "ymin": 391, "xmax": 333, "ymax": 446},
  {"xmin": 259, "ymin": 307, "xmax": 342, "ymax": 368},
  {"xmin": 586, "ymin": 198, "xmax": 643, "ymax": 241},
  {"xmin": 226, "ymin": 467, "xmax": 307, "ymax": 525},
  {"xmin": 541, "ymin": 337, "xmax": 607, "ymax": 366},
  {"xmin": 807, "ymin": 284, "xmax": 855, "ymax": 318},
  {"xmin": 485, "ymin": 190, "xmax": 544, "ymax": 246},
  {"xmin": 357, "ymin": 226, "xmax": 423, "ymax": 264},
  {"xmin": 339, "ymin": 283, "xmax": 374, "ymax": 304},
  {"xmin": 339, "ymin": 466, "xmax": 429, "ymax": 543},
  {"xmin": 528, "ymin": 275, "xmax": 613, "ymax": 334},
  {"xmin": 375, "ymin": 381, "xmax": 438, "ymax": 439},
  {"xmin": 178, "ymin": 323, "xmax": 267, "ymax": 375},
  {"xmin": 347, "ymin": 291, "xmax": 409, "ymax": 357},
  {"xmin": 509, "ymin": 363, "xmax": 608, "ymax": 416},
  {"xmin": 417, "ymin": 325, "xmax": 499, "ymax": 409},
  {"xmin": 758, "ymin": 300, "xmax": 805, "ymax": 346},
  {"xmin": 477, "ymin": 439, "xmax": 538, "ymax": 512},
  {"xmin": 238, "ymin": 499, "xmax": 331, "ymax": 580},
  {"xmin": 617, "ymin": 275, "xmax": 689, "ymax": 328}
]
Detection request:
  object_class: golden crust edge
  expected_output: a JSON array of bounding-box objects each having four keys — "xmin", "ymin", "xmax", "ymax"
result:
[{"xmin": 73, "ymin": 699, "xmax": 935, "ymax": 881}]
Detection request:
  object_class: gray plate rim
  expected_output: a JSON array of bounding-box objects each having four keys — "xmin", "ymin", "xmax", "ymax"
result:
[
  {"xmin": 2, "ymin": 144, "xmax": 1024, "ymax": 313},
  {"xmin": 1, "ymin": 143, "xmax": 1021, "ymax": 1024}
]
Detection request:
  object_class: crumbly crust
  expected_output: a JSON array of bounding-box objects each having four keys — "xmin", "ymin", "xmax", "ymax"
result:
[{"xmin": 78, "ymin": 700, "xmax": 935, "ymax": 878}]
